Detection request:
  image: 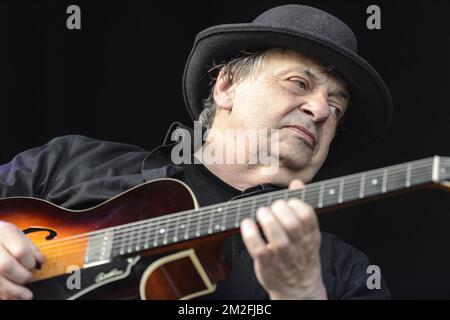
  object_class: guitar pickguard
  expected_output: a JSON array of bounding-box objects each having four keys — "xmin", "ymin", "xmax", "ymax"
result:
[{"xmin": 28, "ymin": 256, "xmax": 142, "ymax": 300}]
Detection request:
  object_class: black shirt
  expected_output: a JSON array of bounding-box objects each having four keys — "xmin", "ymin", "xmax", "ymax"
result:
[{"xmin": 0, "ymin": 128, "xmax": 390, "ymax": 299}]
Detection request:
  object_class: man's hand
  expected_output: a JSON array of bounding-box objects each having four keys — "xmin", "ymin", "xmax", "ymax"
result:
[
  {"xmin": 240, "ymin": 179, "xmax": 327, "ymax": 300},
  {"xmin": 0, "ymin": 221, "xmax": 45, "ymax": 300}
]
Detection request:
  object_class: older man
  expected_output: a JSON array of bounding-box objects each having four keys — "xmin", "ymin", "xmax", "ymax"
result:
[{"xmin": 0, "ymin": 5, "xmax": 392, "ymax": 299}]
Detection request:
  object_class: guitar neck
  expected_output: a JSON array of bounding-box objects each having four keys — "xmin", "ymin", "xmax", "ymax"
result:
[{"xmin": 101, "ymin": 156, "xmax": 449, "ymax": 260}]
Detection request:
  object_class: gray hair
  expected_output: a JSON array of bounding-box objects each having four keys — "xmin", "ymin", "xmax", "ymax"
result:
[{"xmin": 199, "ymin": 49, "xmax": 273, "ymax": 129}]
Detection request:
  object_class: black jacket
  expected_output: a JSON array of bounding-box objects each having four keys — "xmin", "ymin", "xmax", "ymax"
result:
[{"xmin": 0, "ymin": 126, "xmax": 390, "ymax": 299}]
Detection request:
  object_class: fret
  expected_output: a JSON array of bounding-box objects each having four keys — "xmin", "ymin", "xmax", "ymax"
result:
[
  {"xmin": 188, "ymin": 212, "xmax": 200, "ymax": 239},
  {"xmin": 318, "ymin": 183, "xmax": 324, "ymax": 208},
  {"xmin": 363, "ymin": 170, "xmax": 384, "ymax": 197},
  {"xmin": 118, "ymin": 226, "xmax": 127, "ymax": 255},
  {"xmin": 386, "ymin": 165, "xmax": 407, "ymax": 192},
  {"xmin": 341, "ymin": 177, "xmax": 360, "ymax": 203},
  {"xmin": 173, "ymin": 214, "xmax": 181, "ymax": 243},
  {"xmin": 134, "ymin": 223, "xmax": 143, "ymax": 251},
  {"xmin": 250, "ymin": 198, "xmax": 256, "ymax": 220},
  {"xmin": 432, "ymin": 156, "xmax": 440, "ymax": 182},
  {"xmin": 144, "ymin": 220, "xmax": 152, "ymax": 249},
  {"xmin": 153, "ymin": 219, "xmax": 161, "ymax": 248},
  {"xmin": 219, "ymin": 206, "xmax": 227, "ymax": 231},
  {"xmin": 234, "ymin": 200, "xmax": 242, "ymax": 228},
  {"xmin": 223, "ymin": 203, "xmax": 235, "ymax": 231},
  {"xmin": 338, "ymin": 179, "xmax": 344, "ymax": 204},
  {"xmin": 301, "ymin": 187, "xmax": 306, "ymax": 201},
  {"xmin": 382, "ymin": 169, "xmax": 388, "ymax": 193},
  {"xmin": 182, "ymin": 213, "xmax": 190, "ymax": 240},
  {"xmin": 406, "ymin": 164, "xmax": 412, "ymax": 187},
  {"xmin": 165, "ymin": 217, "xmax": 176, "ymax": 245},
  {"xmin": 162, "ymin": 218, "xmax": 169, "ymax": 245},
  {"xmin": 126, "ymin": 225, "xmax": 135, "ymax": 253},
  {"xmin": 267, "ymin": 192, "xmax": 273, "ymax": 206},
  {"xmin": 207, "ymin": 207, "xmax": 215, "ymax": 234},
  {"xmin": 210, "ymin": 207, "xmax": 222, "ymax": 232},
  {"xmin": 411, "ymin": 160, "xmax": 433, "ymax": 185},
  {"xmin": 303, "ymin": 185, "xmax": 318, "ymax": 206},
  {"xmin": 322, "ymin": 180, "xmax": 340, "ymax": 207},
  {"xmin": 195, "ymin": 210, "xmax": 202, "ymax": 237},
  {"xmin": 359, "ymin": 174, "xmax": 366, "ymax": 199}
]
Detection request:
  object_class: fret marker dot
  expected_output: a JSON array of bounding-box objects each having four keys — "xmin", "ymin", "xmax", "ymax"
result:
[
  {"xmin": 215, "ymin": 224, "xmax": 220, "ymax": 230},
  {"xmin": 217, "ymin": 207, "xmax": 223, "ymax": 212},
  {"xmin": 372, "ymin": 179, "xmax": 378, "ymax": 185},
  {"xmin": 328, "ymin": 189, "xmax": 335, "ymax": 195},
  {"xmin": 159, "ymin": 228, "xmax": 165, "ymax": 234},
  {"xmin": 180, "ymin": 224, "xmax": 185, "ymax": 229}
]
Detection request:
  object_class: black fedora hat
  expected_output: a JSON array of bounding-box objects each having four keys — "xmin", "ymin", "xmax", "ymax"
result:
[{"xmin": 182, "ymin": 4, "xmax": 393, "ymax": 164}]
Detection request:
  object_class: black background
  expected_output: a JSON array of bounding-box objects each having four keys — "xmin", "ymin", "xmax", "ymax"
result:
[{"xmin": 0, "ymin": 0, "xmax": 449, "ymax": 299}]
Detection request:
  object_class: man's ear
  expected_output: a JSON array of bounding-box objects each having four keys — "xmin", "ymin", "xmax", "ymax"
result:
[{"xmin": 213, "ymin": 69, "xmax": 235, "ymax": 111}]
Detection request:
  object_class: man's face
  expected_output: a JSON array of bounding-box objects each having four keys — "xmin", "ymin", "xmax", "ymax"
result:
[{"xmin": 214, "ymin": 48, "xmax": 349, "ymax": 180}]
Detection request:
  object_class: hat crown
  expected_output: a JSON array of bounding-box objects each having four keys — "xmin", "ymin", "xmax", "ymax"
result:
[{"xmin": 253, "ymin": 5, "xmax": 357, "ymax": 52}]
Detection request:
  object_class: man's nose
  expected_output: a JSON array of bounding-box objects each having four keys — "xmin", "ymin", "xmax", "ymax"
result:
[{"xmin": 299, "ymin": 91, "xmax": 330, "ymax": 123}]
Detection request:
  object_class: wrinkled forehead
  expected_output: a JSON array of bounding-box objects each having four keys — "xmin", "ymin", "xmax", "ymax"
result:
[{"xmin": 263, "ymin": 48, "xmax": 348, "ymax": 94}]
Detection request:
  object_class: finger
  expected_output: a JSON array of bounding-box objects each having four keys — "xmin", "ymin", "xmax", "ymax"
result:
[
  {"xmin": 2, "ymin": 227, "xmax": 36, "ymax": 270},
  {"xmin": 270, "ymin": 200, "xmax": 304, "ymax": 243},
  {"xmin": 287, "ymin": 198, "xmax": 319, "ymax": 234},
  {"xmin": 289, "ymin": 179, "xmax": 304, "ymax": 190},
  {"xmin": 240, "ymin": 218, "xmax": 269, "ymax": 263},
  {"xmin": 0, "ymin": 246, "xmax": 33, "ymax": 285},
  {"xmin": 0, "ymin": 276, "xmax": 33, "ymax": 300},
  {"xmin": 25, "ymin": 237, "xmax": 45, "ymax": 266},
  {"xmin": 287, "ymin": 199, "xmax": 322, "ymax": 254},
  {"xmin": 256, "ymin": 207, "xmax": 290, "ymax": 254}
]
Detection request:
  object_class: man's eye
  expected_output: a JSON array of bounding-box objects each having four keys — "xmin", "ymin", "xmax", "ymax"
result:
[
  {"xmin": 290, "ymin": 78, "xmax": 308, "ymax": 90},
  {"xmin": 330, "ymin": 105, "xmax": 342, "ymax": 118}
]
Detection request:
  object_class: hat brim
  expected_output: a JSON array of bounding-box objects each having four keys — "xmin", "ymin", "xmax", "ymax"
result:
[{"xmin": 182, "ymin": 24, "xmax": 393, "ymax": 165}]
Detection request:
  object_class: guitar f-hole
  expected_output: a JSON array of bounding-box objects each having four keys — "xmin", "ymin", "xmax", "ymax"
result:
[{"xmin": 23, "ymin": 227, "xmax": 58, "ymax": 240}]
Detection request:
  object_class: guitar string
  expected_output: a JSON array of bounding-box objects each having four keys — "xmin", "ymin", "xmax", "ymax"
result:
[
  {"xmin": 36, "ymin": 165, "xmax": 434, "ymax": 256},
  {"xmin": 63, "ymin": 168, "xmax": 436, "ymax": 254},
  {"xmin": 32, "ymin": 169, "xmax": 438, "ymax": 274},
  {"xmin": 35, "ymin": 162, "xmax": 433, "ymax": 252},
  {"xmin": 33, "ymin": 169, "xmax": 438, "ymax": 277},
  {"xmin": 36, "ymin": 167, "xmax": 434, "ymax": 258},
  {"xmin": 34, "ymin": 157, "xmax": 434, "ymax": 248},
  {"xmin": 35, "ymin": 158, "xmax": 434, "ymax": 250}
]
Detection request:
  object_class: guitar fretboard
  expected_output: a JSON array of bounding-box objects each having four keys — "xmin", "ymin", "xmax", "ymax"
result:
[{"xmin": 82, "ymin": 156, "xmax": 449, "ymax": 264}]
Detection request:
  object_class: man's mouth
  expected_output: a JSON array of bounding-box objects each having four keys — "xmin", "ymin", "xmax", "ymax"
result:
[{"xmin": 284, "ymin": 125, "xmax": 316, "ymax": 147}]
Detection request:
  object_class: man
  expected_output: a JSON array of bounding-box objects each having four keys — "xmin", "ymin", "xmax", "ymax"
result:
[{"xmin": 0, "ymin": 5, "xmax": 392, "ymax": 299}]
